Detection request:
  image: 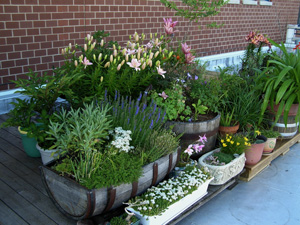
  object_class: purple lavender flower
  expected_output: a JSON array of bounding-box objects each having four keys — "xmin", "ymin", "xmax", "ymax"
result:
[
  {"xmin": 187, "ymin": 73, "xmax": 192, "ymax": 79},
  {"xmin": 135, "ymin": 106, "xmax": 139, "ymax": 115},
  {"xmin": 195, "ymin": 75, "xmax": 198, "ymax": 80},
  {"xmin": 149, "ymin": 120, "xmax": 153, "ymax": 129},
  {"xmin": 156, "ymin": 110, "xmax": 161, "ymax": 123},
  {"xmin": 137, "ymin": 92, "xmax": 142, "ymax": 102},
  {"xmin": 114, "ymin": 90, "xmax": 118, "ymax": 101}
]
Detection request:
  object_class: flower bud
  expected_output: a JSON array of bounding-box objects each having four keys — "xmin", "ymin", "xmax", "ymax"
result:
[
  {"xmin": 129, "ymin": 35, "xmax": 132, "ymax": 40},
  {"xmin": 127, "ymin": 41, "xmax": 130, "ymax": 47},
  {"xmin": 84, "ymin": 44, "xmax": 87, "ymax": 52},
  {"xmin": 104, "ymin": 62, "xmax": 110, "ymax": 68},
  {"xmin": 117, "ymin": 64, "xmax": 121, "ymax": 71},
  {"xmin": 74, "ymin": 60, "xmax": 78, "ymax": 67},
  {"xmin": 142, "ymin": 62, "xmax": 146, "ymax": 70},
  {"xmin": 87, "ymin": 34, "xmax": 91, "ymax": 40},
  {"xmin": 168, "ymin": 51, "xmax": 173, "ymax": 58},
  {"xmin": 61, "ymin": 48, "xmax": 65, "ymax": 55},
  {"xmin": 100, "ymin": 76, "xmax": 103, "ymax": 82},
  {"xmin": 149, "ymin": 60, "xmax": 152, "ymax": 67},
  {"xmin": 91, "ymin": 36, "xmax": 93, "ymax": 42},
  {"xmin": 159, "ymin": 47, "xmax": 162, "ymax": 52},
  {"xmin": 125, "ymin": 54, "xmax": 129, "ymax": 62},
  {"xmin": 113, "ymin": 58, "xmax": 116, "ymax": 64},
  {"xmin": 110, "ymin": 55, "xmax": 113, "ymax": 63},
  {"xmin": 98, "ymin": 53, "xmax": 102, "ymax": 61},
  {"xmin": 121, "ymin": 60, "xmax": 125, "ymax": 66},
  {"xmin": 135, "ymin": 34, "xmax": 139, "ymax": 42},
  {"xmin": 137, "ymin": 52, "xmax": 140, "ymax": 60},
  {"xmin": 154, "ymin": 51, "xmax": 159, "ymax": 58},
  {"xmin": 156, "ymin": 60, "xmax": 160, "ymax": 66},
  {"xmin": 149, "ymin": 52, "xmax": 154, "ymax": 60},
  {"xmin": 150, "ymin": 33, "xmax": 153, "ymax": 39},
  {"xmin": 93, "ymin": 54, "xmax": 96, "ymax": 61},
  {"xmin": 69, "ymin": 43, "xmax": 72, "ymax": 50},
  {"xmin": 88, "ymin": 40, "xmax": 91, "ymax": 45},
  {"xmin": 104, "ymin": 55, "xmax": 107, "ymax": 60},
  {"xmin": 113, "ymin": 49, "xmax": 117, "ymax": 57},
  {"xmin": 91, "ymin": 42, "xmax": 96, "ymax": 50},
  {"xmin": 122, "ymin": 48, "xmax": 127, "ymax": 55},
  {"xmin": 100, "ymin": 39, "xmax": 104, "ymax": 47}
]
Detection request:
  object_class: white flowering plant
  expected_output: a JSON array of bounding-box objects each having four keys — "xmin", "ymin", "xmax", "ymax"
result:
[
  {"xmin": 125, "ymin": 164, "xmax": 211, "ymax": 217},
  {"xmin": 107, "ymin": 127, "xmax": 135, "ymax": 154}
]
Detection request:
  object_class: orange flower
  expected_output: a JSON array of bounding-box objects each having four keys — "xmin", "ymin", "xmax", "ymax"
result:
[
  {"xmin": 293, "ymin": 43, "xmax": 300, "ymax": 50},
  {"xmin": 176, "ymin": 55, "xmax": 180, "ymax": 60}
]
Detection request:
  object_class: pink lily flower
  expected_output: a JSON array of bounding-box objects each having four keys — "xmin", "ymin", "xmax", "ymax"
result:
[
  {"xmin": 163, "ymin": 18, "xmax": 178, "ymax": 36},
  {"xmin": 198, "ymin": 134, "xmax": 207, "ymax": 144},
  {"xmin": 82, "ymin": 57, "xmax": 93, "ymax": 69},
  {"xmin": 184, "ymin": 145, "xmax": 194, "ymax": 156},
  {"xmin": 156, "ymin": 66, "xmax": 166, "ymax": 78},
  {"xmin": 181, "ymin": 43, "xmax": 191, "ymax": 54},
  {"xmin": 158, "ymin": 91, "xmax": 169, "ymax": 100},
  {"xmin": 185, "ymin": 53, "xmax": 195, "ymax": 64},
  {"xmin": 193, "ymin": 144, "xmax": 205, "ymax": 153},
  {"xmin": 127, "ymin": 58, "xmax": 141, "ymax": 71}
]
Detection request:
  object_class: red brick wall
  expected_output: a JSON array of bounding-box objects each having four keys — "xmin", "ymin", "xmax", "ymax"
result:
[{"xmin": 0, "ymin": 0, "xmax": 299, "ymax": 91}]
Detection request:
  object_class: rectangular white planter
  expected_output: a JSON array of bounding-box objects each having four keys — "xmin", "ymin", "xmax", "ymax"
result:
[{"xmin": 128, "ymin": 178, "xmax": 213, "ymax": 225}]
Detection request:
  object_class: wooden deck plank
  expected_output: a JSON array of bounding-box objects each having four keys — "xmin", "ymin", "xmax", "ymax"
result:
[
  {"xmin": 0, "ymin": 200, "xmax": 29, "ymax": 225},
  {"xmin": 0, "ymin": 179, "xmax": 57, "ymax": 225},
  {"xmin": 0, "ymin": 146, "xmax": 48, "ymax": 196},
  {"xmin": 0, "ymin": 163, "xmax": 76, "ymax": 225}
]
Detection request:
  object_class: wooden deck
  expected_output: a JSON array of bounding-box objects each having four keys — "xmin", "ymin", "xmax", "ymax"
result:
[{"xmin": 0, "ymin": 114, "xmax": 77, "ymax": 225}]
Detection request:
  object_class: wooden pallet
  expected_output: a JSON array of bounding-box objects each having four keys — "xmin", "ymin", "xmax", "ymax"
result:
[{"xmin": 240, "ymin": 133, "xmax": 300, "ymax": 182}]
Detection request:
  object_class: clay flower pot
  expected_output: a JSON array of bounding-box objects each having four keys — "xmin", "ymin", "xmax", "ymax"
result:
[{"xmin": 218, "ymin": 122, "xmax": 239, "ymax": 137}]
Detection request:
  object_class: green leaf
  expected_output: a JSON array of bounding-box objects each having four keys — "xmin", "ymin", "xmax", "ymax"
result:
[
  {"xmin": 275, "ymin": 79, "xmax": 293, "ymax": 104},
  {"xmin": 273, "ymin": 66, "xmax": 293, "ymax": 89}
]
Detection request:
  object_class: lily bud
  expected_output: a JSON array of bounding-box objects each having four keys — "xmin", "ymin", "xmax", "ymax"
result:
[
  {"xmin": 84, "ymin": 44, "xmax": 87, "ymax": 52},
  {"xmin": 104, "ymin": 55, "xmax": 107, "ymax": 60},
  {"xmin": 104, "ymin": 62, "xmax": 110, "ymax": 68},
  {"xmin": 61, "ymin": 48, "xmax": 65, "ymax": 55},
  {"xmin": 74, "ymin": 60, "xmax": 78, "ymax": 67},
  {"xmin": 91, "ymin": 42, "xmax": 96, "ymax": 50},
  {"xmin": 143, "ymin": 52, "xmax": 147, "ymax": 58},
  {"xmin": 121, "ymin": 60, "xmax": 125, "ymax": 66},
  {"xmin": 122, "ymin": 48, "xmax": 127, "ymax": 55},
  {"xmin": 142, "ymin": 62, "xmax": 146, "ymax": 70},
  {"xmin": 125, "ymin": 54, "xmax": 129, "ymax": 62},
  {"xmin": 149, "ymin": 60, "xmax": 152, "ymax": 67},
  {"xmin": 113, "ymin": 58, "xmax": 116, "ymax": 64},
  {"xmin": 156, "ymin": 60, "xmax": 160, "ymax": 66},
  {"xmin": 149, "ymin": 52, "xmax": 154, "ymax": 60},
  {"xmin": 69, "ymin": 43, "xmax": 72, "ymax": 50},
  {"xmin": 110, "ymin": 55, "xmax": 113, "ymax": 63},
  {"xmin": 135, "ymin": 33, "xmax": 139, "ymax": 42},
  {"xmin": 93, "ymin": 54, "xmax": 96, "ymax": 61},
  {"xmin": 113, "ymin": 49, "xmax": 117, "ymax": 57},
  {"xmin": 100, "ymin": 76, "xmax": 103, "ymax": 82},
  {"xmin": 154, "ymin": 51, "xmax": 159, "ymax": 58},
  {"xmin": 159, "ymin": 47, "xmax": 162, "ymax": 52},
  {"xmin": 129, "ymin": 35, "xmax": 132, "ymax": 40},
  {"xmin": 118, "ymin": 45, "xmax": 121, "ymax": 50},
  {"xmin": 150, "ymin": 33, "xmax": 153, "ymax": 39},
  {"xmin": 137, "ymin": 52, "xmax": 140, "ymax": 60},
  {"xmin": 155, "ymin": 33, "xmax": 157, "ymax": 37},
  {"xmin": 117, "ymin": 64, "xmax": 121, "ymax": 71},
  {"xmin": 100, "ymin": 39, "xmax": 104, "ymax": 47},
  {"xmin": 113, "ymin": 44, "xmax": 116, "ymax": 50},
  {"xmin": 168, "ymin": 51, "xmax": 173, "ymax": 58},
  {"xmin": 87, "ymin": 34, "xmax": 91, "ymax": 41},
  {"xmin": 127, "ymin": 41, "xmax": 130, "ymax": 47},
  {"xmin": 91, "ymin": 36, "xmax": 93, "ymax": 42},
  {"xmin": 98, "ymin": 53, "xmax": 102, "ymax": 61}
]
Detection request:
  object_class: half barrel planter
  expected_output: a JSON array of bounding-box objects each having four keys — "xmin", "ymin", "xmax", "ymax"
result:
[
  {"xmin": 39, "ymin": 150, "xmax": 179, "ymax": 220},
  {"xmin": 198, "ymin": 148, "xmax": 245, "ymax": 185},
  {"xmin": 268, "ymin": 103, "xmax": 299, "ymax": 139},
  {"xmin": 165, "ymin": 114, "xmax": 220, "ymax": 160}
]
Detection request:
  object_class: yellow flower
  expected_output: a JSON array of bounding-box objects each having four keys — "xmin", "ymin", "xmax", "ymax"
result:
[
  {"xmin": 223, "ymin": 143, "xmax": 227, "ymax": 147},
  {"xmin": 230, "ymin": 141, "xmax": 234, "ymax": 144},
  {"xmin": 255, "ymin": 130, "xmax": 261, "ymax": 136},
  {"xmin": 244, "ymin": 137, "xmax": 249, "ymax": 141},
  {"xmin": 245, "ymin": 142, "xmax": 248, "ymax": 146},
  {"xmin": 226, "ymin": 138, "xmax": 230, "ymax": 142},
  {"xmin": 236, "ymin": 142, "xmax": 240, "ymax": 146},
  {"xmin": 221, "ymin": 139, "xmax": 224, "ymax": 143}
]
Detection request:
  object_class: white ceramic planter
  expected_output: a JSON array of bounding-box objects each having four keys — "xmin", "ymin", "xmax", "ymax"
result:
[
  {"xmin": 198, "ymin": 149, "xmax": 245, "ymax": 185},
  {"xmin": 36, "ymin": 143, "xmax": 61, "ymax": 165},
  {"xmin": 128, "ymin": 178, "xmax": 213, "ymax": 225},
  {"xmin": 263, "ymin": 138, "xmax": 277, "ymax": 153}
]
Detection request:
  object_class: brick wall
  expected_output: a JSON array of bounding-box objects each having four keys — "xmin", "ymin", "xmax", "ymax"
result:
[{"xmin": 0, "ymin": 0, "xmax": 299, "ymax": 91}]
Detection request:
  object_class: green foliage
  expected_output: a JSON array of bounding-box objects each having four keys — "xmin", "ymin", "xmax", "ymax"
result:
[
  {"xmin": 260, "ymin": 129, "xmax": 280, "ymax": 138},
  {"xmin": 160, "ymin": 0, "xmax": 228, "ymax": 29},
  {"xmin": 212, "ymin": 151, "xmax": 235, "ymax": 164},
  {"xmin": 220, "ymin": 134, "xmax": 250, "ymax": 155},
  {"xmin": 220, "ymin": 108, "xmax": 237, "ymax": 126},
  {"xmin": 150, "ymin": 84, "xmax": 191, "ymax": 121},
  {"xmin": 256, "ymin": 39, "xmax": 300, "ymax": 126},
  {"xmin": 110, "ymin": 214, "xmax": 139, "ymax": 225},
  {"xmin": 192, "ymin": 99, "xmax": 208, "ymax": 120},
  {"xmin": 47, "ymin": 102, "xmax": 112, "ymax": 156}
]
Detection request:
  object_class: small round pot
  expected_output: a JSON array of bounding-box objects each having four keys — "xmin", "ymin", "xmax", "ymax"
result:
[
  {"xmin": 36, "ymin": 143, "xmax": 61, "ymax": 165},
  {"xmin": 263, "ymin": 137, "xmax": 277, "ymax": 154},
  {"xmin": 18, "ymin": 126, "xmax": 41, "ymax": 158},
  {"xmin": 218, "ymin": 122, "xmax": 239, "ymax": 137}
]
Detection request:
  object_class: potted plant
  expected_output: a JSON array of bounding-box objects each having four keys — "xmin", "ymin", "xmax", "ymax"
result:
[
  {"xmin": 244, "ymin": 129, "xmax": 267, "ymax": 165},
  {"xmin": 198, "ymin": 133, "xmax": 248, "ymax": 185},
  {"xmin": 109, "ymin": 212, "xmax": 140, "ymax": 225},
  {"xmin": 40, "ymin": 94, "xmax": 180, "ymax": 220},
  {"xmin": 260, "ymin": 129, "xmax": 281, "ymax": 154},
  {"xmin": 0, "ymin": 98, "xmax": 41, "ymax": 157},
  {"xmin": 257, "ymin": 39, "xmax": 300, "ymax": 138},
  {"xmin": 218, "ymin": 107, "xmax": 239, "ymax": 137},
  {"xmin": 126, "ymin": 164, "xmax": 213, "ymax": 225}
]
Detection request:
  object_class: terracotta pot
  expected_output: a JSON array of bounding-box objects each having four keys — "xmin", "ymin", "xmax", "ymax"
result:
[
  {"xmin": 263, "ymin": 138, "xmax": 277, "ymax": 154},
  {"xmin": 245, "ymin": 135, "xmax": 267, "ymax": 165},
  {"xmin": 268, "ymin": 103, "xmax": 299, "ymax": 116},
  {"xmin": 218, "ymin": 122, "xmax": 239, "ymax": 137}
]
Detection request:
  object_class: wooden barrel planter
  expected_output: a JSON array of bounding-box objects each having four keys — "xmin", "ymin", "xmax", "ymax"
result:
[
  {"xmin": 39, "ymin": 150, "xmax": 179, "ymax": 220},
  {"xmin": 165, "ymin": 113, "xmax": 220, "ymax": 160},
  {"xmin": 268, "ymin": 103, "xmax": 299, "ymax": 139}
]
